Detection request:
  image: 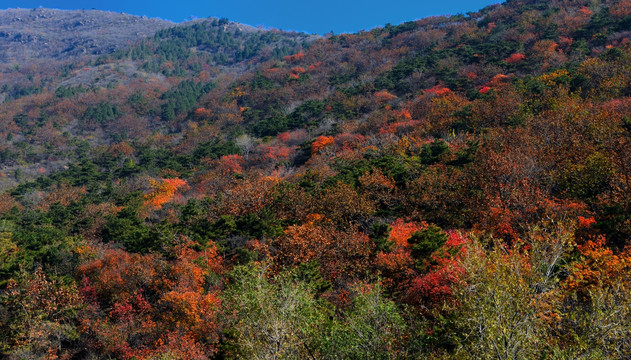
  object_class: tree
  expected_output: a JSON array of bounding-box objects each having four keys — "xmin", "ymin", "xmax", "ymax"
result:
[
  {"xmin": 235, "ymin": 134, "xmax": 256, "ymax": 160},
  {"xmin": 321, "ymin": 283, "xmax": 408, "ymax": 360},
  {"xmin": 222, "ymin": 265, "xmax": 327, "ymax": 360},
  {"xmin": 559, "ymin": 235, "xmax": 631, "ymax": 358},
  {"xmin": 452, "ymin": 238, "xmax": 548, "ymax": 359},
  {"xmin": 451, "ymin": 222, "xmax": 576, "ymax": 360},
  {"xmin": 408, "ymin": 225, "xmax": 448, "ymax": 266},
  {"xmin": 272, "ymin": 221, "xmax": 373, "ymax": 284},
  {"xmin": 311, "ymin": 135, "xmax": 335, "ymax": 156},
  {"xmin": 1, "ymin": 269, "xmax": 82, "ymax": 360},
  {"xmin": 144, "ymin": 178, "xmax": 189, "ymax": 210}
]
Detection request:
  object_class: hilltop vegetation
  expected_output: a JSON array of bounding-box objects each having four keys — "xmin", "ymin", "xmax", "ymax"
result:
[
  {"xmin": 0, "ymin": 8, "xmax": 173, "ymax": 63},
  {"xmin": 1, "ymin": 0, "xmax": 631, "ymax": 358}
]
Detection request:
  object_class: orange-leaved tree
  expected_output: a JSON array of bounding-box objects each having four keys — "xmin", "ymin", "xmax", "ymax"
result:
[{"xmin": 144, "ymin": 178, "xmax": 189, "ymax": 209}]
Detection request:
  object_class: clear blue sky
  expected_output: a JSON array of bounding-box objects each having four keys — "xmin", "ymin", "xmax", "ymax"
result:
[{"xmin": 2, "ymin": 0, "xmax": 502, "ymax": 34}]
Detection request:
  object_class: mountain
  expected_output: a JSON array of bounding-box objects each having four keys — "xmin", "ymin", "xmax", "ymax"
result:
[
  {"xmin": 1, "ymin": 0, "xmax": 631, "ymax": 359},
  {"xmin": 0, "ymin": 8, "xmax": 174, "ymax": 63}
]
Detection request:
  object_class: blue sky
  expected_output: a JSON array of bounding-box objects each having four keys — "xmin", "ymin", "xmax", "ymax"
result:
[{"xmin": 2, "ymin": 0, "xmax": 502, "ymax": 34}]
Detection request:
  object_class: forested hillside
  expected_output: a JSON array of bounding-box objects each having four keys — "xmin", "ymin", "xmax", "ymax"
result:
[{"xmin": 1, "ymin": 0, "xmax": 631, "ymax": 358}]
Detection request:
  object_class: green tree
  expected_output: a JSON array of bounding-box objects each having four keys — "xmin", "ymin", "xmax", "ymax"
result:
[
  {"xmin": 222, "ymin": 265, "xmax": 328, "ymax": 360},
  {"xmin": 322, "ymin": 283, "xmax": 408, "ymax": 360}
]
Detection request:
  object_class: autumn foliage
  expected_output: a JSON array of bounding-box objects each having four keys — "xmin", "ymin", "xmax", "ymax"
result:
[
  {"xmin": 505, "ymin": 52, "xmax": 526, "ymax": 63},
  {"xmin": 2, "ymin": 0, "xmax": 631, "ymax": 358},
  {"xmin": 311, "ymin": 135, "xmax": 335, "ymax": 155},
  {"xmin": 144, "ymin": 178, "xmax": 189, "ymax": 209}
]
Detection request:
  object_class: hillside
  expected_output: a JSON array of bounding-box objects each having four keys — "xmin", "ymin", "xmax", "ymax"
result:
[
  {"xmin": 0, "ymin": 8, "xmax": 174, "ymax": 63},
  {"xmin": 1, "ymin": 0, "xmax": 631, "ymax": 359}
]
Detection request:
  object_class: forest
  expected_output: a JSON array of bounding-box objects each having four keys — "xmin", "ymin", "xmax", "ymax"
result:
[{"xmin": 1, "ymin": 0, "xmax": 631, "ymax": 358}]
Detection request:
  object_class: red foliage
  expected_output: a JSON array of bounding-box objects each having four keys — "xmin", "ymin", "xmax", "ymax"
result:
[
  {"xmin": 276, "ymin": 131, "xmax": 291, "ymax": 143},
  {"xmin": 611, "ymin": 0, "xmax": 631, "ymax": 19},
  {"xmin": 393, "ymin": 108, "xmax": 412, "ymax": 120},
  {"xmin": 307, "ymin": 62, "xmax": 323, "ymax": 70},
  {"xmin": 334, "ymin": 133, "xmax": 365, "ymax": 151},
  {"xmin": 272, "ymin": 223, "xmax": 374, "ymax": 283},
  {"xmin": 108, "ymin": 142, "xmax": 135, "ymax": 157},
  {"xmin": 505, "ymin": 53, "xmax": 526, "ymax": 64},
  {"xmin": 577, "ymin": 7, "xmax": 593, "ymax": 17},
  {"xmin": 78, "ymin": 276, "xmax": 98, "ymax": 305},
  {"xmin": 375, "ymin": 248, "xmax": 416, "ymax": 290},
  {"xmin": 563, "ymin": 236, "xmax": 631, "ymax": 294},
  {"xmin": 153, "ymin": 331, "xmax": 210, "ymax": 360},
  {"xmin": 378, "ymin": 120, "xmax": 420, "ymax": 134},
  {"xmin": 0, "ymin": 193, "xmax": 23, "ymax": 215},
  {"xmin": 424, "ymin": 85, "xmax": 452, "ymax": 96},
  {"xmin": 374, "ymin": 90, "xmax": 397, "ymax": 103},
  {"xmin": 276, "ymin": 129, "xmax": 307, "ymax": 145},
  {"xmin": 406, "ymin": 268, "xmax": 456, "ymax": 305},
  {"xmin": 488, "ymin": 73, "xmax": 511, "ymax": 86},
  {"xmin": 193, "ymin": 107, "xmax": 213, "ymax": 119},
  {"xmin": 144, "ymin": 178, "xmax": 189, "ymax": 209},
  {"xmin": 312, "ymin": 135, "xmax": 335, "ymax": 155},
  {"xmin": 218, "ymin": 154, "xmax": 244, "ymax": 174},
  {"xmin": 77, "ymin": 241, "xmax": 223, "ymax": 359},
  {"xmin": 37, "ymin": 183, "xmax": 87, "ymax": 211},
  {"xmin": 282, "ymin": 52, "xmax": 305, "ymax": 63},
  {"xmin": 403, "ymin": 231, "xmax": 467, "ymax": 310},
  {"xmin": 258, "ymin": 145, "xmax": 294, "ymax": 161},
  {"xmin": 578, "ymin": 216, "xmax": 596, "ymax": 228},
  {"xmin": 389, "ymin": 218, "xmax": 425, "ymax": 247},
  {"xmin": 217, "ymin": 175, "xmax": 279, "ymax": 217},
  {"xmin": 78, "ymin": 249, "xmax": 163, "ymax": 301}
]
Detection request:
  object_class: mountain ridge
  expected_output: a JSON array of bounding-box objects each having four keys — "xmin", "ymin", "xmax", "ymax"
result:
[{"xmin": 0, "ymin": 8, "xmax": 174, "ymax": 63}]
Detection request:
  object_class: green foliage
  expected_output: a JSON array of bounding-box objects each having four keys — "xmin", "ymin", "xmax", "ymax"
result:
[
  {"xmin": 223, "ymin": 265, "xmax": 408, "ymax": 359},
  {"xmin": 250, "ymin": 73, "xmax": 279, "ymax": 90},
  {"xmin": 82, "ymin": 101, "xmax": 121, "ymax": 124},
  {"xmin": 235, "ymin": 209, "xmax": 284, "ymax": 239},
  {"xmin": 452, "ymin": 237, "xmax": 549, "ymax": 360},
  {"xmin": 408, "ymin": 225, "xmax": 448, "ymax": 263},
  {"xmin": 321, "ymin": 284, "xmax": 408, "ymax": 360},
  {"xmin": 448, "ymin": 140, "xmax": 479, "ymax": 166},
  {"xmin": 54, "ymin": 85, "xmax": 88, "ymax": 98},
  {"xmin": 328, "ymin": 151, "xmax": 420, "ymax": 189},
  {"xmin": 113, "ymin": 18, "xmax": 306, "ymax": 75},
  {"xmin": 375, "ymin": 39, "xmax": 519, "ymax": 93},
  {"xmin": 222, "ymin": 265, "xmax": 329, "ymax": 359},
  {"xmin": 161, "ymin": 80, "xmax": 215, "ymax": 120},
  {"xmin": 384, "ymin": 21, "xmax": 418, "ymax": 37},
  {"xmin": 1, "ymin": 83, "xmax": 43, "ymax": 102},
  {"xmin": 596, "ymin": 205, "xmax": 631, "ymax": 251},
  {"xmin": 128, "ymin": 91, "xmax": 151, "ymax": 114},
  {"xmin": 370, "ymin": 222, "xmax": 394, "ymax": 253},
  {"xmin": 293, "ymin": 261, "xmax": 332, "ymax": 295},
  {"xmin": 556, "ymin": 152, "xmax": 614, "ymax": 201},
  {"xmin": 247, "ymin": 99, "xmax": 326, "ymax": 137},
  {"xmin": 101, "ymin": 206, "xmax": 158, "ymax": 253},
  {"xmin": 0, "ymin": 212, "xmax": 82, "ymax": 285},
  {"xmin": 192, "ymin": 138, "xmax": 241, "ymax": 160},
  {"xmin": 420, "ymin": 140, "xmax": 450, "ymax": 165}
]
